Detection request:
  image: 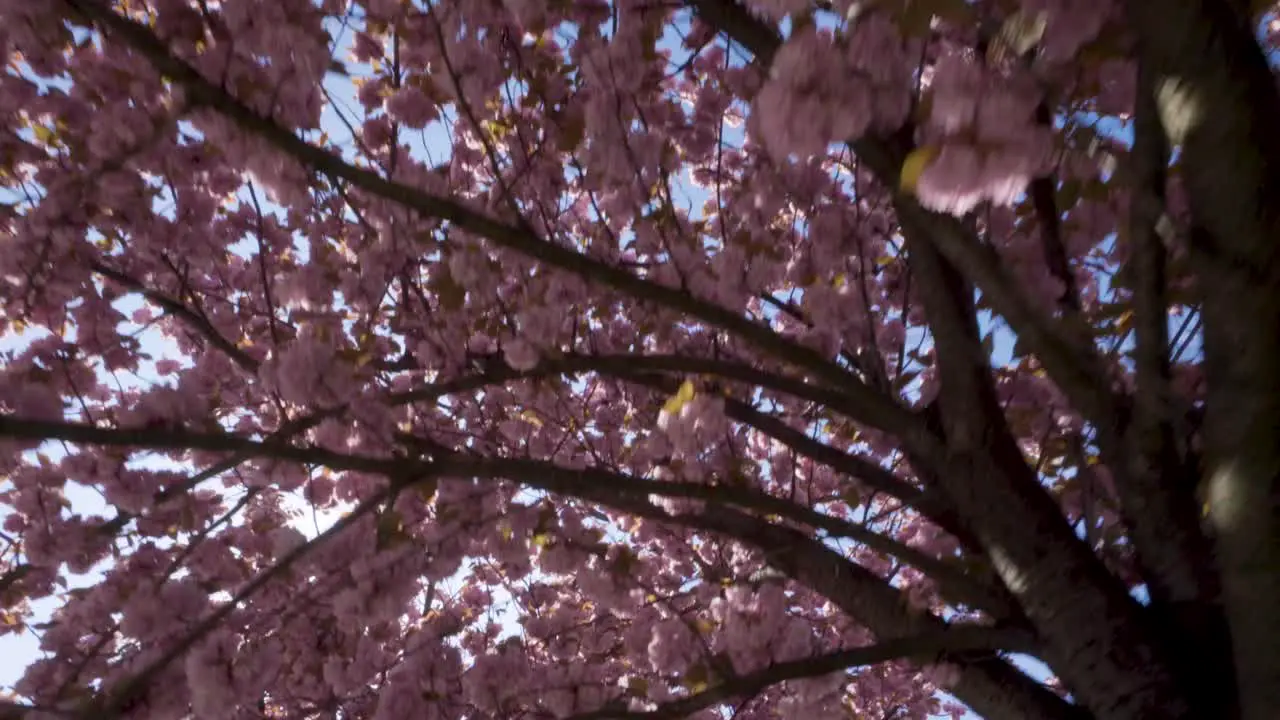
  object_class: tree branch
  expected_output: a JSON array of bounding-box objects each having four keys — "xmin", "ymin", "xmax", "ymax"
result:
[
  {"xmin": 0, "ymin": 351, "xmax": 924, "ymax": 606},
  {"xmin": 393, "ymin": 353, "xmax": 929, "ymax": 446},
  {"xmin": 0, "ymin": 420, "xmax": 1074, "ymax": 720},
  {"xmin": 1126, "ymin": 54, "xmax": 1216, "ymax": 602},
  {"xmin": 601, "ymin": 368, "xmax": 1017, "ymax": 617},
  {"xmin": 684, "ymin": 3, "xmax": 1199, "ymax": 715},
  {"xmin": 1123, "ymin": 0, "xmax": 1280, "ymax": 715},
  {"xmin": 384, "ymin": 349, "xmax": 954, "ymax": 516},
  {"xmin": 1029, "ymin": 103, "xmax": 1080, "ymax": 314},
  {"xmin": 90, "ymin": 261, "xmax": 260, "ymax": 373},
  {"xmin": 0, "ymin": 414, "xmax": 406, "ymax": 475},
  {"xmin": 512, "ymin": 482, "xmax": 1074, "ymax": 720},
  {"xmin": 896, "ymin": 202, "xmax": 1184, "ymax": 718},
  {"xmin": 567, "ymin": 626, "xmax": 1036, "ymax": 720},
  {"xmin": 624, "ymin": 502, "xmax": 1084, "ymax": 720},
  {"xmin": 686, "ymin": 0, "xmax": 1124, "ymax": 484},
  {"xmin": 424, "ymin": 449, "xmax": 1014, "ymax": 618},
  {"xmin": 78, "ymin": 474, "xmax": 403, "ymax": 720},
  {"xmin": 0, "ymin": 700, "xmax": 73, "ymax": 719},
  {"xmin": 695, "ymin": 0, "xmax": 1163, "ymax": 546},
  {"xmin": 1122, "ymin": 56, "xmax": 1234, "ymax": 718},
  {"xmin": 0, "ymin": 411, "xmax": 992, "ymax": 615},
  {"xmin": 62, "ymin": 0, "xmax": 905, "ymax": 430}
]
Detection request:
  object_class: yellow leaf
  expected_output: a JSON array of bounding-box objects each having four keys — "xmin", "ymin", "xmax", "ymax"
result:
[
  {"xmin": 662, "ymin": 380, "xmax": 697, "ymax": 416},
  {"xmin": 519, "ymin": 410, "xmax": 544, "ymax": 428},
  {"xmin": 900, "ymin": 145, "xmax": 939, "ymax": 193},
  {"xmin": 32, "ymin": 124, "xmax": 58, "ymax": 146},
  {"xmin": 1115, "ymin": 309, "xmax": 1135, "ymax": 335}
]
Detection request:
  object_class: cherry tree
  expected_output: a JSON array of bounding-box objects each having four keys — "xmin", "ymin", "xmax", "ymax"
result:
[{"xmin": 0, "ymin": 0, "xmax": 1276, "ymax": 718}]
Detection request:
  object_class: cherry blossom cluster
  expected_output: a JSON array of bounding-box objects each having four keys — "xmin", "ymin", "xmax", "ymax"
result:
[
  {"xmin": 0, "ymin": 0, "xmax": 1213, "ymax": 718},
  {"xmin": 754, "ymin": 16, "xmax": 910, "ymax": 161},
  {"xmin": 913, "ymin": 54, "xmax": 1056, "ymax": 214}
]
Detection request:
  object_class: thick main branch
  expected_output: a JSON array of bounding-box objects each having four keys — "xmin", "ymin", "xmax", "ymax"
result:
[{"xmin": 566, "ymin": 626, "xmax": 1036, "ymax": 720}]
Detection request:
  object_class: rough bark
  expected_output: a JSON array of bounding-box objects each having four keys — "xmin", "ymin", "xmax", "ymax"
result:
[
  {"xmin": 1123, "ymin": 1, "xmax": 1280, "ymax": 716},
  {"xmin": 669, "ymin": 506, "xmax": 1088, "ymax": 720},
  {"xmin": 688, "ymin": 2, "xmax": 1212, "ymax": 659},
  {"xmin": 898, "ymin": 221, "xmax": 1190, "ymax": 718},
  {"xmin": 1126, "ymin": 57, "xmax": 1236, "ymax": 716},
  {"xmin": 564, "ymin": 627, "xmax": 1040, "ymax": 720},
  {"xmin": 685, "ymin": 1, "xmax": 1207, "ymax": 715}
]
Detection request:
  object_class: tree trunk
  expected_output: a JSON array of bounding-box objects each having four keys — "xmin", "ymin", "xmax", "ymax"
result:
[{"xmin": 1123, "ymin": 1, "xmax": 1280, "ymax": 716}]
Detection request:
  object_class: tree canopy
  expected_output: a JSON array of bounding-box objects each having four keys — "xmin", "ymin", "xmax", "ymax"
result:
[{"xmin": 1, "ymin": 0, "xmax": 1278, "ymax": 718}]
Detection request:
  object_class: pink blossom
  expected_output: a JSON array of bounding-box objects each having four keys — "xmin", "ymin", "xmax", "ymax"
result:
[
  {"xmin": 386, "ymin": 85, "xmax": 437, "ymax": 129},
  {"xmin": 503, "ymin": 338, "xmax": 541, "ymax": 370},
  {"xmin": 754, "ymin": 29, "xmax": 873, "ymax": 160},
  {"xmin": 0, "ymin": 2, "xmax": 1223, "ymax": 718}
]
